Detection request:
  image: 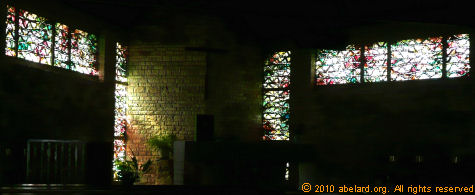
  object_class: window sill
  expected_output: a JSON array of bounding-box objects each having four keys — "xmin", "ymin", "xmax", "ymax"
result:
[{"xmin": 1, "ymin": 55, "xmax": 101, "ymax": 82}]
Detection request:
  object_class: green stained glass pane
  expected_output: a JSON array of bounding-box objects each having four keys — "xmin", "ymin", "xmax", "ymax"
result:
[
  {"xmin": 71, "ymin": 29, "xmax": 98, "ymax": 75},
  {"xmin": 17, "ymin": 8, "xmax": 53, "ymax": 64}
]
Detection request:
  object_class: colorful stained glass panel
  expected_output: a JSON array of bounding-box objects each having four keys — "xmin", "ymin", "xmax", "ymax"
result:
[
  {"xmin": 263, "ymin": 90, "xmax": 290, "ymax": 141},
  {"xmin": 112, "ymin": 139, "xmax": 126, "ymax": 179},
  {"xmin": 5, "ymin": 5, "xmax": 16, "ymax": 56},
  {"xmin": 391, "ymin": 37, "xmax": 443, "ymax": 81},
  {"xmin": 71, "ymin": 29, "xmax": 97, "ymax": 75},
  {"xmin": 113, "ymin": 43, "xmax": 128, "ymax": 180},
  {"xmin": 447, "ymin": 34, "xmax": 470, "ymax": 78},
  {"xmin": 54, "ymin": 23, "xmax": 70, "ymax": 69},
  {"xmin": 264, "ymin": 51, "xmax": 291, "ymax": 89},
  {"xmin": 316, "ymin": 45, "xmax": 361, "ymax": 85},
  {"xmin": 114, "ymin": 84, "xmax": 128, "ymax": 137},
  {"xmin": 116, "ymin": 42, "xmax": 128, "ymax": 82},
  {"xmin": 113, "ymin": 139, "xmax": 126, "ymax": 161},
  {"xmin": 17, "ymin": 9, "xmax": 52, "ymax": 64},
  {"xmin": 364, "ymin": 42, "xmax": 388, "ymax": 82},
  {"xmin": 263, "ymin": 51, "xmax": 291, "ymax": 141}
]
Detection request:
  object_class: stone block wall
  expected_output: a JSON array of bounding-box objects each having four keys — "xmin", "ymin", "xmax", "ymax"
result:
[
  {"xmin": 0, "ymin": 58, "xmax": 115, "ymax": 184},
  {"xmin": 126, "ymin": 44, "xmax": 207, "ymax": 184},
  {"xmin": 205, "ymin": 45, "xmax": 263, "ymax": 141},
  {"xmin": 124, "ymin": 11, "xmax": 265, "ymax": 184}
]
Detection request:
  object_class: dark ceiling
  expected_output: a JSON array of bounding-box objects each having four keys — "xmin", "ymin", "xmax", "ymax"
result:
[
  {"xmin": 52, "ymin": 0, "xmax": 475, "ymax": 48},
  {"xmin": 58, "ymin": 0, "xmax": 473, "ymax": 26}
]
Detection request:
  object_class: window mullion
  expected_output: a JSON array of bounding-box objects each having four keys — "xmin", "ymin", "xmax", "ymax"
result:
[
  {"xmin": 67, "ymin": 26, "xmax": 72, "ymax": 70},
  {"xmin": 13, "ymin": 7, "xmax": 19, "ymax": 57},
  {"xmin": 51, "ymin": 21, "xmax": 56, "ymax": 66},
  {"xmin": 442, "ymin": 36, "xmax": 448, "ymax": 79},
  {"xmin": 1, "ymin": 3, "xmax": 7, "ymax": 57},
  {"xmin": 360, "ymin": 44, "xmax": 365, "ymax": 83},
  {"xmin": 387, "ymin": 42, "xmax": 392, "ymax": 82}
]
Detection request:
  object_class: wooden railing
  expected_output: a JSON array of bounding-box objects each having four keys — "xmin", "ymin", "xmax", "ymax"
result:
[{"xmin": 26, "ymin": 139, "xmax": 86, "ymax": 184}]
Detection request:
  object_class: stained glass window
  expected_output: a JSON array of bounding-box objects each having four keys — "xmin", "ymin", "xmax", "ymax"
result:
[
  {"xmin": 264, "ymin": 51, "xmax": 290, "ymax": 89},
  {"xmin": 364, "ymin": 42, "xmax": 388, "ymax": 82},
  {"xmin": 5, "ymin": 5, "xmax": 16, "ymax": 56},
  {"xmin": 447, "ymin": 34, "xmax": 470, "ymax": 78},
  {"xmin": 263, "ymin": 51, "xmax": 291, "ymax": 141},
  {"xmin": 112, "ymin": 139, "xmax": 126, "ymax": 178},
  {"xmin": 113, "ymin": 43, "xmax": 128, "ymax": 180},
  {"xmin": 54, "ymin": 23, "xmax": 70, "ymax": 69},
  {"xmin": 263, "ymin": 90, "xmax": 290, "ymax": 140},
  {"xmin": 4, "ymin": 5, "xmax": 99, "ymax": 75},
  {"xmin": 17, "ymin": 9, "xmax": 53, "ymax": 64},
  {"xmin": 391, "ymin": 37, "xmax": 443, "ymax": 81},
  {"xmin": 71, "ymin": 29, "xmax": 98, "ymax": 75},
  {"xmin": 316, "ymin": 45, "xmax": 361, "ymax": 85},
  {"xmin": 116, "ymin": 42, "xmax": 128, "ymax": 82},
  {"xmin": 114, "ymin": 84, "xmax": 128, "ymax": 137}
]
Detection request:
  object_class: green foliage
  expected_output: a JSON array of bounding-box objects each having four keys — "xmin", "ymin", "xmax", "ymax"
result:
[
  {"xmin": 147, "ymin": 134, "xmax": 177, "ymax": 159},
  {"xmin": 115, "ymin": 152, "xmax": 152, "ymax": 185}
]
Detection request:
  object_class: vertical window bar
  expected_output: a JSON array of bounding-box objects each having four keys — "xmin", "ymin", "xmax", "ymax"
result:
[
  {"xmin": 81, "ymin": 143, "xmax": 85, "ymax": 180},
  {"xmin": 360, "ymin": 44, "xmax": 365, "ymax": 83},
  {"xmin": 32, "ymin": 142, "xmax": 38, "ymax": 183},
  {"xmin": 1, "ymin": 2, "xmax": 8, "ymax": 56},
  {"xmin": 387, "ymin": 42, "xmax": 392, "ymax": 81},
  {"xmin": 40, "ymin": 142, "xmax": 44, "ymax": 182},
  {"xmin": 68, "ymin": 143, "xmax": 72, "ymax": 183},
  {"xmin": 13, "ymin": 6, "xmax": 19, "ymax": 57},
  {"xmin": 75, "ymin": 142, "xmax": 78, "ymax": 181},
  {"xmin": 93, "ymin": 34, "xmax": 99, "ymax": 73},
  {"xmin": 67, "ymin": 26, "xmax": 72, "ymax": 70},
  {"xmin": 46, "ymin": 142, "xmax": 51, "ymax": 184},
  {"xmin": 442, "ymin": 36, "xmax": 448, "ymax": 79},
  {"xmin": 471, "ymin": 33, "xmax": 474, "ymax": 80},
  {"xmin": 54, "ymin": 142, "xmax": 58, "ymax": 183},
  {"xmin": 50, "ymin": 21, "xmax": 56, "ymax": 66},
  {"xmin": 59, "ymin": 142, "xmax": 63, "ymax": 183}
]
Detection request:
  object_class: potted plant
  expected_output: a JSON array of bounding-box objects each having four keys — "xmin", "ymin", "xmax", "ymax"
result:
[
  {"xmin": 147, "ymin": 134, "xmax": 177, "ymax": 160},
  {"xmin": 115, "ymin": 152, "xmax": 152, "ymax": 185},
  {"xmin": 147, "ymin": 134, "xmax": 177, "ymax": 184}
]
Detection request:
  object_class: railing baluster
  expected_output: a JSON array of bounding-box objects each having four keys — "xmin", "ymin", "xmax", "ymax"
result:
[{"xmin": 25, "ymin": 140, "xmax": 86, "ymax": 184}]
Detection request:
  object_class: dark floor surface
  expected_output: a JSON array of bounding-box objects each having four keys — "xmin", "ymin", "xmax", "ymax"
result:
[{"xmin": 0, "ymin": 185, "xmax": 303, "ymax": 195}]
